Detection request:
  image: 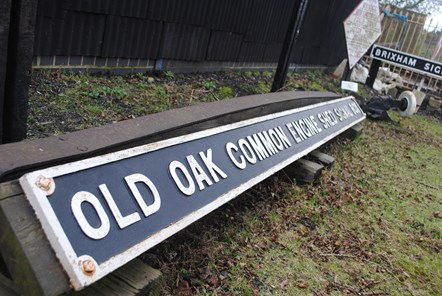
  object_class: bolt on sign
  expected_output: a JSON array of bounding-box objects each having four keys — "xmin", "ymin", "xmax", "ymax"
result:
[
  {"xmin": 20, "ymin": 97, "xmax": 365, "ymax": 290},
  {"xmin": 371, "ymin": 44, "xmax": 442, "ymax": 79},
  {"xmin": 344, "ymin": 0, "xmax": 382, "ymax": 69}
]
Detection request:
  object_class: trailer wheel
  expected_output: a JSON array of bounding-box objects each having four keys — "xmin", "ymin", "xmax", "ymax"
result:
[{"xmin": 398, "ymin": 91, "xmax": 416, "ymax": 117}]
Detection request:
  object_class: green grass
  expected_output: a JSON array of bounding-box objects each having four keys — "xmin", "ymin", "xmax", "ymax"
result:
[
  {"xmin": 27, "ymin": 69, "xmax": 441, "ymax": 295},
  {"xmin": 143, "ymin": 114, "xmax": 441, "ymax": 295},
  {"xmin": 28, "ymin": 69, "xmax": 343, "ymax": 138}
]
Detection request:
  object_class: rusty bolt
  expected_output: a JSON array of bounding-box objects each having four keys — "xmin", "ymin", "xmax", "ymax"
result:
[
  {"xmin": 35, "ymin": 175, "xmax": 55, "ymax": 195},
  {"xmin": 81, "ymin": 259, "xmax": 96, "ymax": 276}
]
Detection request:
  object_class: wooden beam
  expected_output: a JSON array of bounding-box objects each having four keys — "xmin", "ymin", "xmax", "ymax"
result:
[
  {"xmin": 308, "ymin": 150, "xmax": 335, "ymax": 167},
  {"xmin": 0, "ymin": 181, "xmax": 71, "ymax": 296},
  {"xmin": 76, "ymin": 259, "xmax": 162, "ymax": 296},
  {"xmin": 342, "ymin": 123, "xmax": 364, "ymax": 140},
  {"xmin": 0, "ymin": 272, "xmax": 19, "ymax": 296},
  {"xmin": 283, "ymin": 158, "xmax": 324, "ymax": 184}
]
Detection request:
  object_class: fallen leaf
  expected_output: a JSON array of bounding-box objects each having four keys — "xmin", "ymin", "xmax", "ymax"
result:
[
  {"xmin": 177, "ymin": 280, "xmax": 191, "ymax": 296},
  {"xmin": 207, "ymin": 275, "xmax": 219, "ymax": 286},
  {"xmin": 297, "ymin": 283, "xmax": 309, "ymax": 289}
]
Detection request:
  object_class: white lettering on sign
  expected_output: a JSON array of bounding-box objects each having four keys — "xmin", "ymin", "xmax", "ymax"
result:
[
  {"xmin": 285, "ymin": 115, "xmax": 322, "ymax": 143},
  {"xmin": 71, "ymin": 191, "xmax": 111, "ymax": 240},
  {"xmin": 226, "ymin": 126, "xmax": 292, "ymax": 170},
  {"xmin": 199, "ymin": 149, "xmax": 228, "ymax": 183},
  {"xmin": 70, "ymin": 101, "xmax": 363, "ymax": 240},
  {"xmin": 187, "ymin": 154, "xmax": 214, "ymax": 191},
  {"xmin": 349, "ymin": 102, "xmax": 362, "ymax": 115},
  {"xmin": 125, "ymin": 174, "xmax": 161, "ymax": 217},
  {"xmin": 71, "ymin": 174, "xmax": 161, "ymax": 239},
  {"xmin": 225, "ymin": 138, "xmax": 259, "ymax": 170},
  {"xmin": 424, "ymin": 63, "xmax": 442, "ymax": 75},
  {"xmin": 239, "ymin": 139, "xmax": 258, "ymax": 164},
  {"xmin": 373, "ymin": 48, "xmax": 418, "ymax": 67},
  {"xmin": 99, "ymin": 183, "xmax": 141, "ymax": 229},
  {"xmin": 226, "ymin": 142, "xmax": 246, "ymax": 169},
  {"xmin": 334, "ymin": 105, "xmax": 354, "ymax": 122},
  {"xmin": 169, "ymin": 149, "xmax": 228, "ymax": 195},
  {"xmin": 317, "ymin": 110, "xmax": 338, "ymax": 129},
  {"xmin": 169, "ymin": 160, "xmax": 196, "ymax": 196}
]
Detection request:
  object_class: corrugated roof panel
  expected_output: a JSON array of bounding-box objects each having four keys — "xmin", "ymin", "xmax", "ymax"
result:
[
  {"xmin": 34, "ymin": 17, "xmax": 54, "ymax": 56},
  {"xmin": 207, "ymin": 31, "xmax": 243, "ymax": 61},
  {"xmin": 238, "ymin": 42, "xmax": 266, "ymax": 62},
  {"xmin": 33, "ymin": 0, "xmax": 362, "ymax": 67},
  {"xmin": 298, "ymin": 0, "xmax": 361, "ymax": 65},
  {"xmin": 37, "ymin": 0, "xmax": 67, "ymax": 18},
  {"xmin": 208, "ymin": 0, "xmax": 252, "ymax": 34},
  {"xmin": 67, "ymin": 0, "xmax": 151, "ymax": 18},
  {"xmin": 149, "ymin": 0, "xmax": 213, "ymax": 26},
  {"xmin": 114, "ymin": 0, "xmax": 150, "ymax": 18},
  {"xmin": 51, "ymin": 12, "xmax": 106, "ymax": 56},
  {"xmin": 299, "ymin": 46, "xmax": 321, "ymax": 64},
  {"xmin": 102, "ymin": 16, "xmax": 162, "ymax": 59},
  {"xmin": 290, "ymin": 45, "xmax": 304, "ymax": 64},
  {"xmin": 67, "ymin": 0, "xmax": 114, "ymax": 14},
  {"xmin": 298, "ymin": 2, "xmax": 330, "ymax": 47},
  {"xmin": 245, "ymin": 0, "xmax": 274, "ymax": 42},
  {"xmin": 160, "ymin": 23, "xmax": 211, "ymax": 61},
  {"xmin": 265, "ymin": 0, "xmax": 298, "ymax": 43},
  {"xmin": 262, "ymin": 43, "xmax": 282, "ymax": 62}
]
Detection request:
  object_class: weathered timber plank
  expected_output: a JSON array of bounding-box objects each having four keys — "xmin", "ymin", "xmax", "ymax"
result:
[
  {"xmin": 76, "ymin": 259, "xmax": 162, "ymax": 296},
  {"xmin": 0, "ymin": 188, "xmax": 70, "ymax": 296},
  {"xmin": 0, "ymin": 180, "xmax": 22, "ymax": 200},
  {"xmin": 342, "ymin": 123, "xmax": 364, "ymax": 140},
  {"xmin": 308, "ymin": 150, "xmax": 335, "ymax": 167},
  {"xmin": 0, "ymin": 91, "xmax": 340, "ymax": 181},
  {"xmin": 284, "ymin": 158, "xmax": 324, "ymax": 184},
  {"xmin": 0, "ymin": 272, "xmax": 19, "ymax": 296}
]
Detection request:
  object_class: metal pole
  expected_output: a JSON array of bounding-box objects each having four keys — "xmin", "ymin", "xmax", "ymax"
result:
[
  {"xmin": 366, "ymin": 58, "xmax": 381, "ymax": 89},
  {"xmin": 0, "ymin": 0, "xmax": 12, "ymax": 144},
  {"xmin": 2, "ymin": 0, "xmax": 38, "ymax": 143},
  {"xmin": 271, "ymin": 0, "xmax": 310, "ymax": 92}
]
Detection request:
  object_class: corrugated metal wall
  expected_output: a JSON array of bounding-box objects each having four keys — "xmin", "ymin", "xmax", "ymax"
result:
[{"xmin": 33, "ymin": 0, "xmax": 361, "ymax": 66}]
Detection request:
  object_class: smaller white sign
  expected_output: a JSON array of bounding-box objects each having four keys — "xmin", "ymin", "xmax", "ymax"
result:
[{"xmin": 341, "ymin": 81, "xmax": 358, "ymax": 92}]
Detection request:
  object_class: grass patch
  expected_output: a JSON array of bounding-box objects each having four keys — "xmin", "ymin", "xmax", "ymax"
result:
[
  {"xmin": 142, "ymin": 116, "xmax": 441, "ymax": 295},
  {"xmin": 27, "ymin": 69, "xmax": 441, "ymax": 295},
  {"xmin": 28, "ymin": 70, "xmax": 340, "ymax": 138}
]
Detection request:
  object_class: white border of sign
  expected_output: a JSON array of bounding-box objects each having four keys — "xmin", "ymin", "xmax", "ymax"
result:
[{"xmin": 20, "ymin": 97, "xmax": 365, "ymax": 290}]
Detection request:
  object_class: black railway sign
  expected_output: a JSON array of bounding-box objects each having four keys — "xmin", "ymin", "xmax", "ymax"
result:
[
  {"xmin": 370, "ymin": 44, "xmax": 442, "ymax": 79},
  {"xmin": 20, "ymin": 97, "xmax": 365, "ymax": 290}
]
